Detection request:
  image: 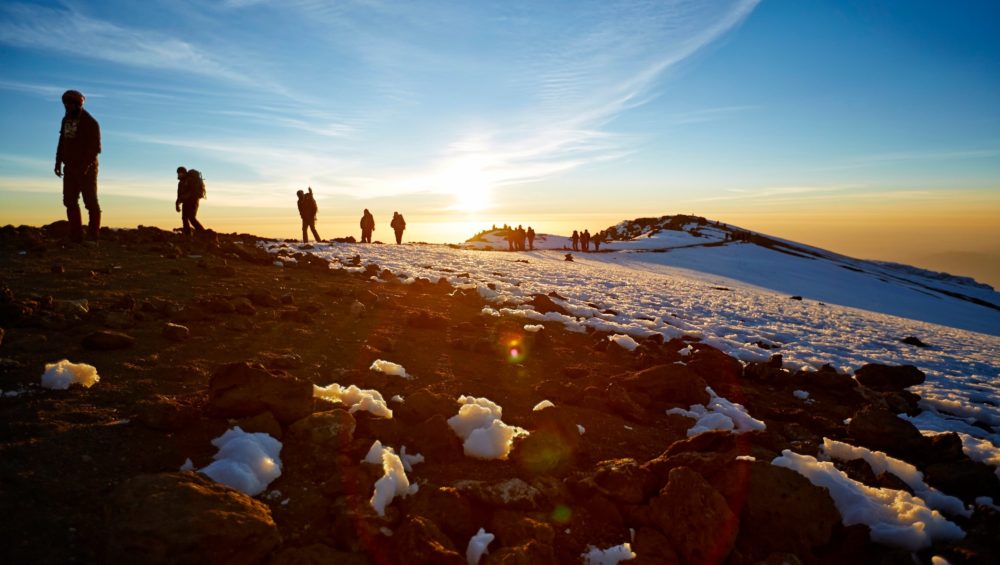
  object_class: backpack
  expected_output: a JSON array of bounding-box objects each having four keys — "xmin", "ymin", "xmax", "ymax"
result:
[{"xmin": 187, "ymin": 169, "xmax": 206, "ymax": 199}]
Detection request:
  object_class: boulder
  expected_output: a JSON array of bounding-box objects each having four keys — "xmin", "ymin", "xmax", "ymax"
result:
[
  {"xmin": 237, "ymin": 411, "xmax": 283, "ymax": 439},
  {"xmin": 81, "ymin": 330, "xmax": 135, "ymax": 350},
  {"xmin": 489, "ymin": 509, "xmax": 555, "ymax": 547},
  {"xmin": 454, "ymin": 478, "xmax": 545, "ymax": 511},
  {"xmin": 854, "ymin": 364, "xmax": 925, "ymax": 391},
  {"xmin": 614, "ymin": 364, "xmax": 710, "ymax": 408},
  {"xmin": 406, "ymin": 414, "xmax": 464, "ymax": 459},
  {"xmin": 393, "ymin": 515, "xmax": 465, "ymax": 565},
  {"xmin": 631, "ymin": 527, "xmax": 680, "ymax": 565},
  {"xmin": 484, "ymin": 539, "xmax": 557, "ymax": 565},
  {"xmin": 208, "ymin": 362, "xmax": 313, "ymax": 424},
  {"xmin": 711, "ymin": 460, "xmax": 839, "ymax": 561},
  {"xmin": 105, "ymin": 472, "xmax": 280, "ymax": 565},
  {"xmin": 134, "ymin": 395, "xmax": 198, "ymax": 431},
  {"xmin": 649, "ymin": 466, "xmax": 738, "ymax": 565},
  {"xmin": 847, "ymin": 405, "xmax": 929, "ymax": 461},
  {"xmin": 686, "ymin": 346, "xmax": 743, "ymax": 391},
  {"xmin": 570, "ymin": 458, "xmax": 655, "ymax": 505},
  {"xmin": 395, "ymin": 388, "xmax": 455, "ymax": 423},
  {"xmin": 288, "ymin": 410, "xmax": 356, "ymax": 450},
  {"xmin": 528, "ymin": 294, "xmax": 568, "ymax": 315},
  {"xmin": 248, "ymin": 289, "xmax": 280, "ymax": 307},
  {"xmin": 404, "ymin": 485, "xmax": 477, "ymax": 541},
  {"xmin": 162, "ymin": 322, "xmax": 190, "ymax": 342}
]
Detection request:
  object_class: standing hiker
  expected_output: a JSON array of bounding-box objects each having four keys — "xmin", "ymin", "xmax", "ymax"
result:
[
  {"xmin": 592, "ymin": 230, "xmax": 603, "ymax": 252},
  {"xmin": 571, "ymin": 230, "xmax": 580, "ymax": 251},
  {"xmin": 527, "ymin": 226, "xmax": 536, "ymax": 250},
  {"xmin": 360, "ymin": 209, "xmax": 375, "ymax": 243},
  {"xmin": 55, "ymin": 90, "xmax": 101, "ymax": 243},
  {"xmin": 297, "ymin": 187, "xmax": 321, "ymax": 243},
  {"xmin": 175, "ymin": 167, "xmax": 207, "ymax": 236},
  {"xmin": 390, "ymin": 211, "xmax": 406, "ymax": 244},
  {"xmin": 581, "ymin": 229, "xmax": 591, "ymax": 252}
]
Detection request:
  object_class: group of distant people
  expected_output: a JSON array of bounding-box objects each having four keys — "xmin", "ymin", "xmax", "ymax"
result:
[
  {"xmin": 570, "ymin": 229, "xmax": 606, "ymax": 252},
  {"xmin": 502, "ymin": 224, "xmax": 536, "ymax": 251},
  {"xmin": 53, "ymin": 89, "xmax": 407, "ymax": 246}
]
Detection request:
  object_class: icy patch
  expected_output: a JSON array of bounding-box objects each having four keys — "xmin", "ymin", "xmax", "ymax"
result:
[
  {"xmin": 523, "ymin": 324, "xmax": 544, "ymax": 333},
  {"xmin": 793, "ymin": 389, "xmax": 810, "ymax": 400},
  {"xmin": 533, "ymin": 400, "xmax": 555, "ymax": 411},
  {"xmin": 41, "ymin": 359, "xmax": 100, "ymax": 390},
  {"xmin": 200, "ymin": 427, "xmax": 282, "ymax": 496},
  {"xmin": 448, "ymin": 395, "xmax": 529, "ymax": 460},
  {"xmin": 772, "ymin": 450, "xmax": 964, "ymax": 550},
  {"xmin": 466, "ymin": 528, "xmax": 494, "ymax": 565},
  {"xmin": 370, "ymin": 359, "xmax": 412, "ymax": 379},
  {"xmin": 362, "ymin": 441, "xmax": 419, "ymax": 516},
  {"xmin": 820, "ymin": 438, "xmax": 969, "ymax": 517},
  {"xmin": 582, "ymin": 542, "xmax": 636, "ymax": 564},
  {"xmin": 314, "ymin": 383, "xmax": 393, "ymax": 418},
  {"xmin": 608, "ymin": 334, "xmax": 640, "ymax": 351},
  {"xmin": 666, "ymin": 386, "xmax": 766, "ymax": 436}
]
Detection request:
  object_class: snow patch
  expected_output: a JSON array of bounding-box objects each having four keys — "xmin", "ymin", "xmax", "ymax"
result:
[
  {"xmin": 582, "ymin": 543, "xmax": 636, "ymax": 564},
  {"xmin": 314, "ymin": 383, "xmax": 393, "ymax": 418},
  {"xmin": 369, "ymin": 359, "xmax": 412, "ymax": 379},
  {"xmin": 608, "ymin": 334, "xmax": 640, "ymax": 351},
  {"xmin": 466, "ymin": 528, "xmax": 494, "ymax": 565},
  {"xmin": 362, "ymin": 441, "xmax": 419, "ymax": 516},
  {"xmin": 532, "ymin": 400, "xmax": 555, "ymax": 411},
  {"xmin": 666, "ymin": 386, "xmax": 766, "ymax": 436},
  {"xmin": 447, "ymin": 395, "xmax": 528, "ymax": 460},
  {"xmin": 41, "ymin": 359, "xmax": 99, "ymax": 390},
  {"xmin": 200, "ymin": 427, "xmax": 282, "ymax": 496}
]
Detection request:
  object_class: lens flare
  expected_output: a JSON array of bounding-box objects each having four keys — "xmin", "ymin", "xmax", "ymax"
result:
[{"xmin": 502, "ymin": 333, "xmax": 528, "ymax": 364}]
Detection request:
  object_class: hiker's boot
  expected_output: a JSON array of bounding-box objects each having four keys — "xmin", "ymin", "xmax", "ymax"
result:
[
  {"xmin": 67, "ymin": 207, "xmax": 83, "ymax": 242},
  {"xmin": 87, "ymin": 209, "xmax": 101, "ymax": 241}
]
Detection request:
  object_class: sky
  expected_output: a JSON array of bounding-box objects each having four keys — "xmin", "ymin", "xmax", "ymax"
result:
[{"xmin": 1, "ymin": 0, "xmax": 999, "ymax": 286}]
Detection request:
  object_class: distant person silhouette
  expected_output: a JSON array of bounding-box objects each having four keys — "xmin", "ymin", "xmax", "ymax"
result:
[
  {"xmin": 55, "ymin": 90, "xmax": 101, "ymax": 243},
  {"xmin": 571, "ymin": 230, "xmax": 579, "ymax": 252},
  {"xmin": 506, "ymin": 227, "xmax": 515, "ymax": 251},
  {"xmin": 175, "ymin": 167, "xmax": 206, "ymax": 236},
  {"xmin": 390, "ymin": 211, "xmax": 406, "ymax": 244},
  {"xmin": 581, "ymin": 229, "xmax": 591, "ymax": 252},
  {"xmin": 516, "ymin": 225, "xmax": 526, "ymax": 251},
  {"xmin": 527, "ymin": 226, "xmax": 536, "ymax": 250},
  {"xmin": 360, "ymin": 209, "xmax": 375, "ymax": 243},
  {"xmin": 297, "ymin": 187, "xmax": 321, "ymax": 243},
  {"xmin": 592, "ymin": 230, "xmax": 603, "ymax": 251}
]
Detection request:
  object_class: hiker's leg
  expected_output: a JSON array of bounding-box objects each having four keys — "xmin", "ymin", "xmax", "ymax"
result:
[
  {"xmin": 81, "ymin": 166, "xmax": 100, "ymax": 240},
  {"xmin": 63, "ymin": 169, "xmax": 84, "ymax": 241}
]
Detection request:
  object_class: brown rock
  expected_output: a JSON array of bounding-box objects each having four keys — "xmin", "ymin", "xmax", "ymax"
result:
[
  {"xmin": 631, "ymin": 527, "xmax": 680, "ymax": 565},
  {"xmin": 711, "ymin": 461, "xmax": 839, "ymax": 561},
  {"xmin": 454, "ymin": 478, "xmax": 544, "ymax": 511},
  {"xmin": 395, "ymin": 388, "xmax": 455, "ymax": 423},
  {"xmin": 650, "ymin": 466, "xmax": 738, "ymax": 565},
  {"xmin": 248, "ymin": 288, "xmax": 280, "ymax": 307},
  {"xmin": 483, "ymin": 540, "xmax": 557, "ymax": 565},
  {"xmin": 208, "ymin": 362, "xmax": 313, "ymax": 424},
  {"xmin": 570, "ymin": 458, "xmax": 655, "ymax": 505},
  {"xmin": 686, "ymin": 346, "xmax": 742, "ymax": 391},
  {"xmin": 393, "ymin": 515, "xmax": 465, "ymax": 565},
  {"xmin": 614, "ymin": 364, "xmax": 710, "ymax": 408},
  {"xmin": 404, "ymin": 485, "xmax": 478, "ymax": 540},
  {"xmin": 854, "ymin": 364, "xmax": 925, "ymax": 391},
  {"xmin": 82, "ymin": 330, "xmax": 135, "ymax": 350},
  {"xmin": 406, "ymin": 414, "xmax": 463, "ymax": 459},
  {"xmin": 162, "ymin": 322, "xmax": 191, "ymax": 342},
  {"xmin": 238, "ymin": 411, "xmax": 283, "ymax": 439},
  {"xmin": 288, "ymin": 410, "xmax": 356, "ymax": 450},
  {"xmin": 105, "ymin": 472, "xmax": 280, "ymax": 565},
  {"xmin": 135, "ymin": 395, "xmax": 198, "ymax": 431},
  {"xmin": 268, "ymin": 543, "xmax": 368, "ymax": 565},
  {"xmin": 489, "ymin": 509, "xmax": 555, "ymax": 547},
  {"xmin": 847, "ymin": 405, "xmax": 930, "ymax": 461}
]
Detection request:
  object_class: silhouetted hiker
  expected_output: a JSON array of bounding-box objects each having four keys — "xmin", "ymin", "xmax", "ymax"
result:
[
  {"xmin": 571, "ymin": 230, "xmax": 579, "ymax": 251},
  {"xmin": 390, "ymin": 211, "xmax": 406, "ymax": 244},
  {"xmin": 581, "ymin": 229, "xmax": 591, "ymax": 252},
  {"xmin": 527, "ymin": 226, "xmax": 536, "ymax": 250},
  {"xmin": 360, "ymin": 209, "xmax": 375, "ymax": 243},
  {"xmin": 55, "ymin": 90, "xmax": 101, "ymax": 243},
  {"xmin": 175, "ymin": 167, "xmax": 207, "ymax": 236},
  {"xmin": 297, "ymin": 187, "xmax": 320, "ymax": 243},
  {"xmin": 592, "ymin": 230, "xmax": 603, "ymax": 251},
  {"xmin": 516, "ymin": 225, "xmax": 526, "ymax": 251},
  {"xmin": 506, "ymin": 227, "xmax": 515, "ymax": 251}
]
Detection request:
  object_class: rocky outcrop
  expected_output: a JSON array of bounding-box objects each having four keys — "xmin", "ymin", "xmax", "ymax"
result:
[{"xmin": 208, "ymin": 362, "xmax": 313, "ymax": 424}]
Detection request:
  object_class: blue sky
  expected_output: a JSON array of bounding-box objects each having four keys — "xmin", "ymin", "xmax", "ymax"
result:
[{"xmin": 1, "ymin": 0, "xmax": 999, "ymax": 282}]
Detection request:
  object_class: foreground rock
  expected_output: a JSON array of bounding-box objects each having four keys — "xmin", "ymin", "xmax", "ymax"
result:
[
  {"xmin": 105, "ymin": 472, "xmax": 281, "ymax": 565},
  {"xmin": 208, "ymin": 361, "xmax": 313, "ymax": 424}
]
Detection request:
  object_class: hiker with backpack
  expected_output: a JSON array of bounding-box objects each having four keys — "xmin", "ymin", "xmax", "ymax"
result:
[
  {"xmin": 360, "ymin": 209, "xmax": 375, "ymax": 243},
  {"xmin": 297, "ymin": 187, "xmax": 321, "ymax": 243},
  {"xmin": 175, "ymin": 166, "xmax": 206, "ymax": 236},
  {"xmin": 390, "ymin": 211, "xmax": 406, "ymax": 245}
]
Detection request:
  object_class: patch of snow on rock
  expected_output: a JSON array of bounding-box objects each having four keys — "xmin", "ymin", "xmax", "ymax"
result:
[
  {"xmin": 40, "ymin": 359, "xmax": 100, "ymax": 390},
  {"xmin": 582, "ymin": 542, "xmax": 636, "ymax": 564},
  {"xmin": 200, "ymin": 426, "xmax": 282, "ymax": 496},
  {"xmin": 314, "ymin": 383, "xmax": 393, "ymax": 418},
  {"xmin": 448, "ymin": 395, "xmax": 528, "ymax": 460},
  {"xmin": 466, "ymin": 528, "xmax": 494, "ymax": 565},
  {"xmin": 666, "ymin": 386, "xmax": 766, "ymax": 436},
  {"xmin": 369, "ymin": 359, "xmax": 412, "ymax": 379},
  {"xmin": 362, "ymin": 441, "xmax": 419, "ymax": 516}
]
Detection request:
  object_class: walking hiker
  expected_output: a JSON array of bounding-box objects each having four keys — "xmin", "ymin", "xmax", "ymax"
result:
[
  {"xmin": 527, "ymin": 226, "xmax": 535, "ymax": 250},
  {"xmin": 297, "ymin": 187, "xmax": 321, "ymax": 243},
  {"xmin": 55, "ymin": 90, "xmax": 101, "ymax": 243},
  {"xmin": 175, "ymin": 167, "xmax": 206, "ymax": 236},
  {"xmin": 571, "ymin": 230, "xmax": 579, "ymax": 252},
  {"xmin": 390, "ymin": 211, "xmax": 406, "ymax": 244},
  {"xmin": 360, "ymin": 209, "xmax": 375, "ymax": 243}
]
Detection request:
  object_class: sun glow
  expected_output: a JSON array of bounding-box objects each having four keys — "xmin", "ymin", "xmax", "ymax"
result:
[{"xmin": 438, "ymin": 157, "xmax": 494, "ymax": 212}]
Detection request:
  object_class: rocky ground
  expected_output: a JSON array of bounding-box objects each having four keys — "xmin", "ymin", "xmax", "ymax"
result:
[{"xmin": 0, "ymin": 224, "xmax": 998, "ymax": 565}]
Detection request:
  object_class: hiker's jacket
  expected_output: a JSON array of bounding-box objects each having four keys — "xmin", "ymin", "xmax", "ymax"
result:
[{"xmin": 57, "ymin": 109, "xmax": 101, "ymax": 169}]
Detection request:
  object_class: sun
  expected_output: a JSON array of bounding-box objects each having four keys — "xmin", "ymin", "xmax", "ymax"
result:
[{"xmin": 438, "ymin": 158, "xmax": 493, "ymax": 212}]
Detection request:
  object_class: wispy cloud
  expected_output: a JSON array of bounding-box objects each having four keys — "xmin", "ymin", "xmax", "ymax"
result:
[{"xmin": 817, "ymin": 148, "xmax": 1000, "ymax": 172}]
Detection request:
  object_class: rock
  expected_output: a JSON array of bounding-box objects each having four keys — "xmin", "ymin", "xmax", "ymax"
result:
[
  {"xmin": 484, "ymin": 539, "xmax": 557, "ymax": 565},
  {"xmin": 711, "ymin": 461, "xmax": 839, "ymax": 561},
  {"xmin": 404, "ymin": 485, "xmax": 477, "ymax": 541},
  {"xmin": 268, "ymin": 543, "xmax": 369, "ymax": 565},
  {"xmin": 163, "ymin": 322, "xmax": 190, "ymax": 342},
  {"xmin": 604, "ymin": 385, "xmax": 652, "ymax": 423},
  {"xmin": 393, "ymin": 515, "xmax": 465, "ymax": 565},
  {"xmin": 262, "ymin": 352, "xmax": 303, "ymax": 370},
  {"xmin": 900, "ymin": 336, "xmax": 929, "ymax": 348},
  {"xmin": 631, "ymin": 528, "xmax": 680, "ymax": 565},
  {"xmin": 454, "ymin": 478, "xmax": 545, "ymax": 511},
  {"xmin": 102, "ymin": 310, "xmax": 137, "ymax": 329},
  {"xmin": 202, "ymin": 297, "xmax": 237, "ymax": 315},
  {"xmin": 686, "ymin": 347, "xmax": 743, "ymax": 392},
  {"xmin": 614, "ymin": 364, "xmax": 710, "ymax": 408},
  {"xmin": 924, "ymin": 459, "xmax": 1000, "ymax": 504},
  {"xmin": 854, "ymin": 364, "xmax": 925, "ymax": 391},
  {"xmin": 649, "ymin": 466, "xmax": 738, "ymax": 565},
  {"xmin": 355, "ymin": 289, "xmax": 378, "ymax": 306},
  {"xmin": 349, "ymin": 300, "xmax": 366, "ymax": 317},
  {"xmin": 225, "ymin": 317, "xmax": 254, "ymax": 332},
  {"xmin": 135, "ymin": 395, "xmax": 198, "ymax": 431},
  {"xmin": 528, "ymin": 294, "xmax": 568, "ymax": 315},
  {"xmin": 248, "ymin": 289, "xmax": 280, "ymax": 307},
  {"xmin": 847, "ymin": 405, "xmax": 929, "ymax": 461},
  {"xmin": 105, "ymin": 472, "xmax": 280, "ymax": 565},
  {"xmin": 81, "ymin": 330, "xmax": 135, "ymax": 350},
  {"xmin": 406, "ymin": 414, "xmax": 463, "ymax": 458},
  {"xmin": 394, "ymin": 388, "xmax": 455, "ymax": 423},
  {"xmin": 406, "ymin": 309, "xmax": 449, "ymax": 330},
  {"xmin": 231, "ymin": 297, "xmax": 257, "ymax": 316},
  {"xmin": 237, "ymin": 411, "xmax": 283, "ymax": 439},
  {"xmin": 288, "ymin": 410, "xmax": 356, "ymax": 450},
  {"xmin": 208, "ymin": 362, "xmax": 313, "ymax": 424},
  {"xmin": 489, "ymin": 509, "xmax": 555, "ymax": 547},
  {"xmin": 570, "ymin": 458, "xmax": 655, "ymax": 505}
]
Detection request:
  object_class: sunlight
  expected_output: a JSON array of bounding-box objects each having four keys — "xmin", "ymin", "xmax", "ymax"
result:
[{"xmin": 438, "ymin": 157, "xmax": 494, "ymax": 212}]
